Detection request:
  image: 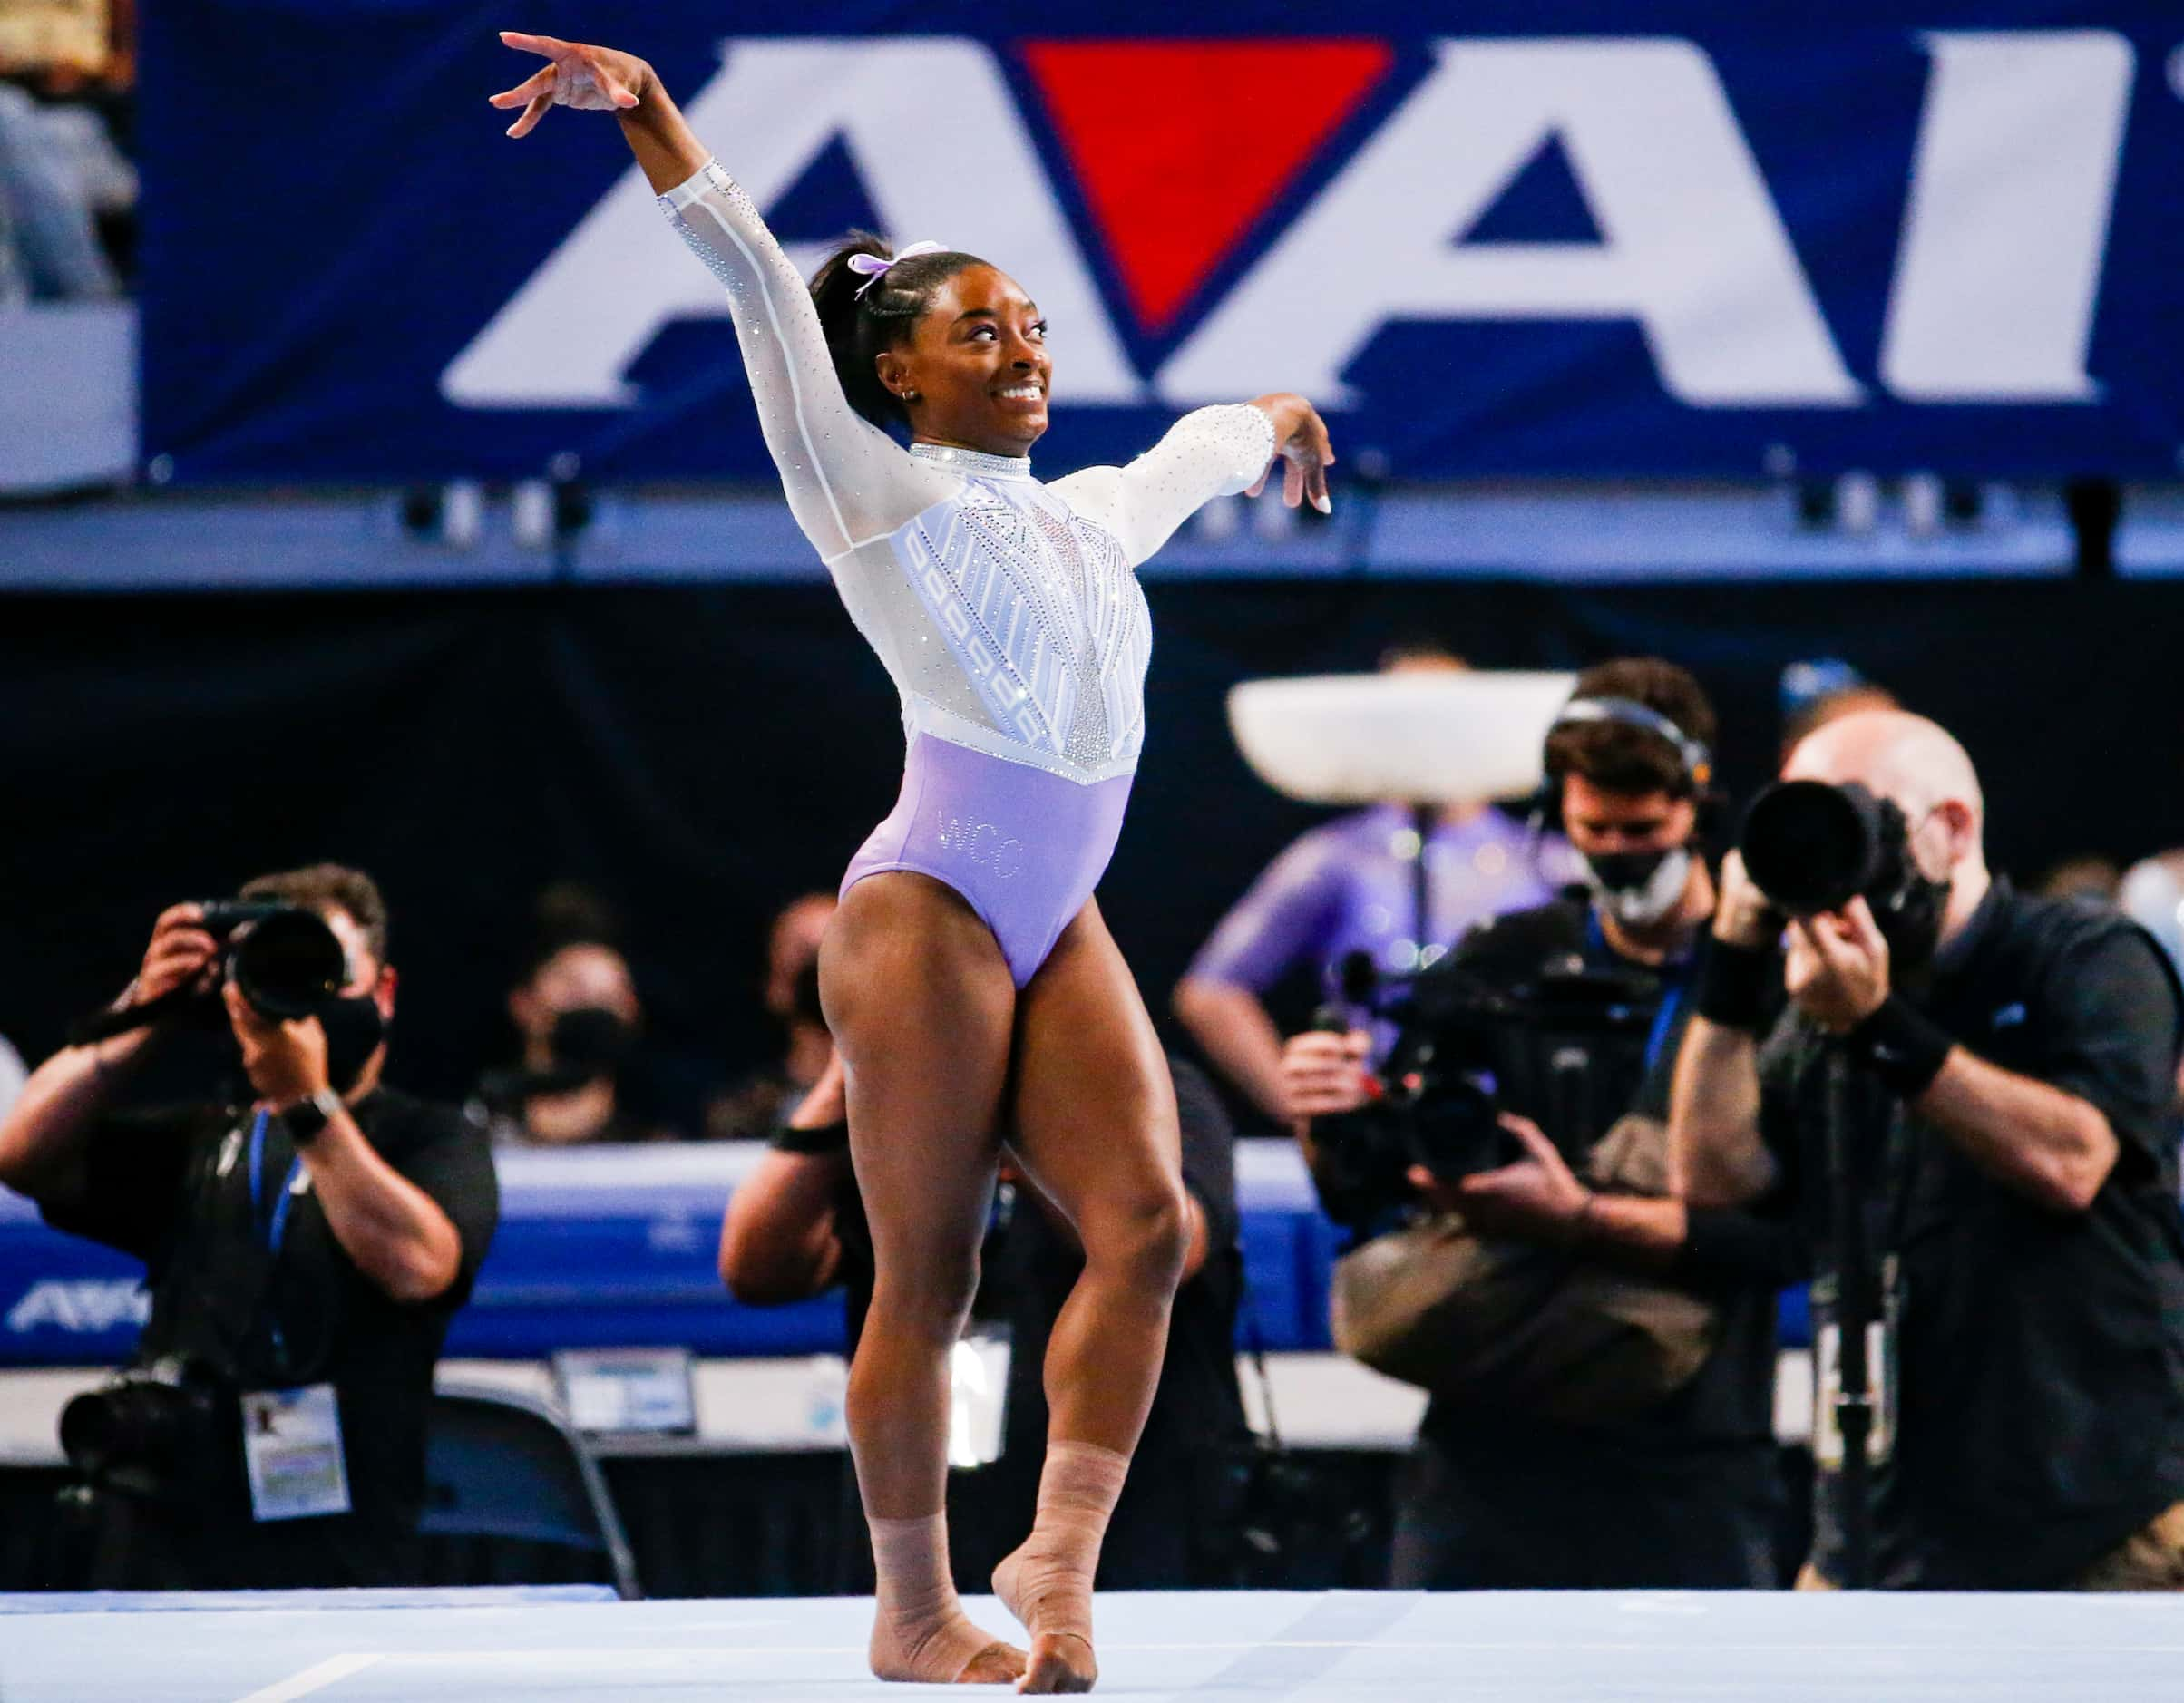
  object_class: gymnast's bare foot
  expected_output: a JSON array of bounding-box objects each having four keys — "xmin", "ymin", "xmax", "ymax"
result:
[
  {"xmin": 868, "ymin": 1618, "xmax": 1026, "ymax": 1685},
  {"xmin": 995, "ymin": 1549, "xmax": 1097, "ymax": 1692},
  {"xmin": 1017, "ymin": 1630, "xmax": 1097, "ymax": 1694},
  {"xmin": 962, "ymin": 1640, "xmax": 1033, "ymax": 1686}
]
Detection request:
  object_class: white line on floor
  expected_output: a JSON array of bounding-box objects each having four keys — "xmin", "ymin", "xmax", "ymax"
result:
[
  {"xmin": 253, "ymin": 1639, "xmax": 2184, "ymax": 1663},
  {"xmin": 229, "ymin": 1653, "xmax": 383, "ymax": 1703}
]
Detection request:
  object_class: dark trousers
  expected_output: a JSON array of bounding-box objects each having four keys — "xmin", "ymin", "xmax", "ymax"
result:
[
  {"xmin": 83, "ymin": 1488, "xmax": 420, "ymax": 1591},
  {"xmin": 1389, "ymin": 1425, "xmax": 1780, "ymax": 1591}
]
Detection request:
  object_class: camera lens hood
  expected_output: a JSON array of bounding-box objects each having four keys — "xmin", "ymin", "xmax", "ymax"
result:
[
  {"xmin": 1740, "ymin": 780, "xmax": 1885, "ymax": 916},
  {"xmin": 229, "ymin": 908, "xmax": 347, "ymax": 1019}
]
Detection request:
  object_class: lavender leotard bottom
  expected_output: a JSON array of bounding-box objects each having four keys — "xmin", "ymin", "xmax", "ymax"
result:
[{"xmin": 841, "ymin": 734, "xmax": 1135, "ymax": 988}]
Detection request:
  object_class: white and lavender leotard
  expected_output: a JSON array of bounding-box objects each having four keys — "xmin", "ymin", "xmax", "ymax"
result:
[{"xmin": 660, "ymin": 161, "xmax": 1275, "ymax": 986}]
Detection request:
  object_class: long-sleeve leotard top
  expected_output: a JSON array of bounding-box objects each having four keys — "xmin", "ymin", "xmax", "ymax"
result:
[{"xmin": 659, "ymin": 161, "xmax": 1275, "ymax": 784}]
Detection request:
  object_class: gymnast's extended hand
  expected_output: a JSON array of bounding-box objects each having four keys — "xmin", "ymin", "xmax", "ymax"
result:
[
  {"xmin": 489, "ymin": 33, "xmax": 647, "ymax": 131},
  {"xmin": 490, "ymin": 33, "xmax": 710, "ymax": 191},
  {"xmin": 1244, "ymin": 393, "xmax": 1338, "ymax": 515}
]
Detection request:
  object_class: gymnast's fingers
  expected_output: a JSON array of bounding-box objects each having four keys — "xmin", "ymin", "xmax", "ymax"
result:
[
  {"xmin": 506, "ymin": 88, "xmax": 555, "ymax": 139},
  {"xmin": 1282, "ymin": 451, "xmax": 1305, "ymax": 508},
  {"xmin": 489, "ymin": 65, "xmax": 557, "ymax": 109},
  {"xmin": 498, "ymin": 31, "xmax": 570, "ymax": 59}
]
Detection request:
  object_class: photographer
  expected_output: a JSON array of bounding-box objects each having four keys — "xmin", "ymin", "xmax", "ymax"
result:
[
  {"xmin": 1282, "ymin": 659, "xmax": 1799, "ymax": 1589},
  {"xmin": 0, "ymin": 865, "xmax": 499, "ymax": 1589},
  {"xmin": 1673, "ymin": 711, "xmax": 2184, "ymax": 1591}
]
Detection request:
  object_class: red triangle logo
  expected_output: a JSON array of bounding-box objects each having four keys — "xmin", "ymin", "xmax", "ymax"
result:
[{"xmin": 1021, "ymin": 39, "xmax": 1392, "ymax": 334}]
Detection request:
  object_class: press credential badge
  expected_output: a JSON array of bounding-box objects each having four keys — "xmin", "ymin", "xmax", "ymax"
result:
[{"xmin": 241, "ymin": 1385, "xmax": 351, "ymax": 1522}]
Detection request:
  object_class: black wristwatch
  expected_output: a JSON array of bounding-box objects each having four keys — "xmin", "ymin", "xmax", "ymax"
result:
[{"xmin": 282, "ymin": 1088, "xmax": 346, "ymax": 1145}]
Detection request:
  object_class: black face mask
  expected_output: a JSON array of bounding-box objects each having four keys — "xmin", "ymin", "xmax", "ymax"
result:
[
  {"xmin": 1862, "ymin": 798, "xmax": 1953, "ymax": 973},
  {"xmin": 318, "ymin": 994, "xmax": 387, "ymax": 1094},
  {"xmin": 1580, "ymin": 845, "xmax": 1693, "ymax": 928},
  {"xmin": 548, "ymin": 1006, "xmax": 636, "ymax": 1075}
]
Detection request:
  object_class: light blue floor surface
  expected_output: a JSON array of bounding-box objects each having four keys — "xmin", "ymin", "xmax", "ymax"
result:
[{"xmin": 5, "ymin": 1586, "xmax": 2183, "ymax": 1700}]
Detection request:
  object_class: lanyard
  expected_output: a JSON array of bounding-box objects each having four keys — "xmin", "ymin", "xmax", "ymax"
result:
[
  {"xmin": 1643, "ymin": 979, "xmax": 1688, "ymax": 1078},
  {"xmin": 1584, "ymin": 906, "xmax": 1690, "ymax": 1078},
  {"xmin": 246, "ymin": 1108, "xmax": 306, "ymax": 1259}
]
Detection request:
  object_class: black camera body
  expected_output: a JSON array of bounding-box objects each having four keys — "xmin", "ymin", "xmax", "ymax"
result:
[
  {"xmin": 202, "ymin": 901, "xmax": 349, "ymax": 1020},
  {"xmin": 1311, "ymin": 956, "xmax": 1662, "ymax": 1230},
  {"xmin": 1739, "ymin": 781, "xmax": 1945, "ymax": 962},
  {"xmin": 67, "ymin": 900, "xmax": 352, "ymax": 1050},
  {"xmin": 59, "ymin": 1356, "xmax": 229, "ymax": 1503}
]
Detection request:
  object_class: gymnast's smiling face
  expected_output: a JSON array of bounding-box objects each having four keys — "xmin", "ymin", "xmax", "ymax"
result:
[{"xmin": 875, "ymin": 265, "xmax": 1051, "ymax": 459}]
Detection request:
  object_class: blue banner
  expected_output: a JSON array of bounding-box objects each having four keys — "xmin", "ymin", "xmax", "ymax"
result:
[
  {"xmin": 140, "ymin": 5, "xmax": 2184, "ymax": 482},
  {"xmin": 0, "ymin": 1148, "xmax": 1341, "ymax": 1367}
]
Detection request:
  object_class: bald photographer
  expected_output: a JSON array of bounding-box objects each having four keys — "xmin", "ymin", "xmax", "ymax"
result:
[
  {"xmin": 0, "ymin": 865, "xmax": 499, "ymax": 1590},
  {"xmin": 1674, "ymin": 711, "xmax": 2184, "ymax": 1590}
]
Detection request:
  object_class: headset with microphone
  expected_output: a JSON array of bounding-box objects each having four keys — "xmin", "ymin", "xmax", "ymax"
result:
[{"xmin": 1530, "ymin": 695, "xmax": 1717, "ymax": 834}]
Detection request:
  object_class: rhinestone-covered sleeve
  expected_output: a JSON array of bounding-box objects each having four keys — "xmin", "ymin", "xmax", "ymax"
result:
[
  {"xmin": 1047, "ymin": 403, "xmax": 1277, "ymax": 568},
  {"xmin": 657, "ymin": 161, "xmax": 950, "ymax": 560}
]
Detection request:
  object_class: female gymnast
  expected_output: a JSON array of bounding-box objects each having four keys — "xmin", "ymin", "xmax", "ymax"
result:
[{"xmin": 492, "ymin": 34, "xmax": 1334, "ymax": 1692}]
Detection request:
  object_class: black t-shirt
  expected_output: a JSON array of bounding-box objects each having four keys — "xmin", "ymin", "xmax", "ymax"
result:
[
  {"xmin": 994, "ymin": 1057, "xmax": 1249, "ymax": 1468},
  {"xmin": 40, "ymin": 1088, "xmax": 501, "ymax": 1527},
  {"xmin": 1762, "ymin": 880, "xmax": 2184, "ymax": 1587},
  {"xmin": 1386, "ymin": 899, "xmax": 1795, "ymax": 1584}
]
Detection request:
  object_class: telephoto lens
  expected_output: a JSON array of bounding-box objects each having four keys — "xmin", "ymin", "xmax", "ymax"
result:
[
  {"xmin": 1738, "ymin": 780, "xmax": 1889, "ymax": 916},
  {"xmin": 223, "ymin": 907, "xmax": 348, "ymax": 1019}
]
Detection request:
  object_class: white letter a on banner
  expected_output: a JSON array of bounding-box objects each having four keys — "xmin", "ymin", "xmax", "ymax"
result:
[
  {"xmin": 444, "ymin": 39, "xmax": 1139, "ymax": 409},
  {"xmin": 1158, "ymin": 39, "xmax": 1861, "ymax": 410}
]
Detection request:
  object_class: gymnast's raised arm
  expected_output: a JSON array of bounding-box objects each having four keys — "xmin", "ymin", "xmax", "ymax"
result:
[{"xmin": 491, "ymin": 33, "xmax": 940, "ymax": 560}]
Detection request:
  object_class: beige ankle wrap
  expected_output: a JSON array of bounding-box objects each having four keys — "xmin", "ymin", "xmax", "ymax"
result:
[
  {"xmin": 868, "ymin": 1513, "xmax": 1017, "ymax": 1683},
  {"xmin": 991, "ymin": 1440, "xmax": 1131, "ymax": 1646}
]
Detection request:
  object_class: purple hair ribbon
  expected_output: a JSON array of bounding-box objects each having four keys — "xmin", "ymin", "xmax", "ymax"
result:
[{"xmin": 846, "ymin": 239, "xmax": 946, "ymax": 297}]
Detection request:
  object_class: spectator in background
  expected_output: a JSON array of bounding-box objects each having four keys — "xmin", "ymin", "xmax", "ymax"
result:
[
  {"xmin": 2035, "ymin": 855, "xmax": 2123, "ymax": 905},
  {"xmin": 0, "ymin": 0, "xmax": 133, "ymax": 303},
  {"xmin": 1174, "ymin": 643, "xmax": 1575, "ymax": 1126},
  {"xmin": 475, "ymin": 885, "xmax": 674, "ymax": 1145},
  {"xmin": 1777, "ymin": 658, "xmax": 1898, "ymax": 769},
  {"xmin": 707, "ymin": 892, "xmax": 836, "ymax": 1141}
]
